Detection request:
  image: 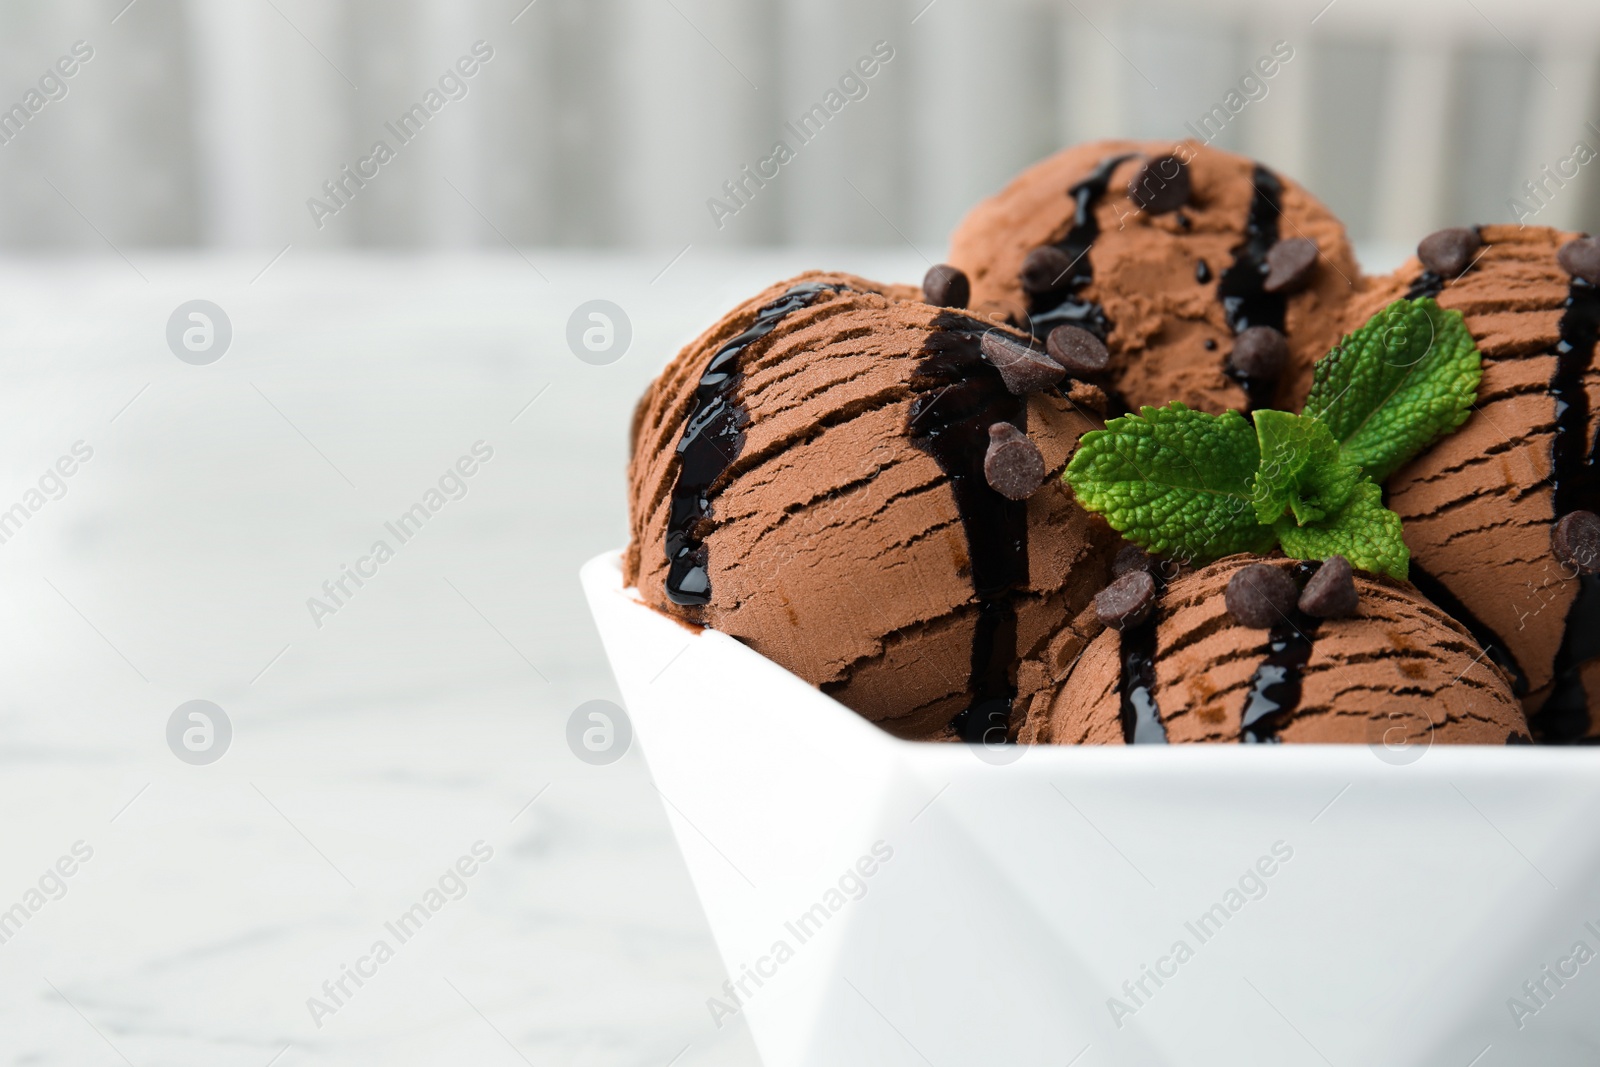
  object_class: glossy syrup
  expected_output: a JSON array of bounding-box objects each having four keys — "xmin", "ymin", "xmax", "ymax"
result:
[
  {"xmin": 1239, "ymin": 561, "xmax": 1321, "ymax": 743},
  {"xmin": 1217, "ymin": 165, "xmax": 1288, "ymax": 412},
  {"xmin": 1533, "ymin": 276, "xmax": 1600, "ymax": 742},
  {"xmin": 1118, "ymin": 574, "xmax": 1169, "ymax": 744},
  {"xmin": 908, "ymin": 313, "xmax": 1032, "ymax": 743},
  {"xmin": 1023, "ymin": 154, "xmax": 1135, "ymax": 342},
  {"xmin": 664, "ymin": 282, "xmax": 839, "ymax": 606},
  {"xmin": 1405, "ymin": 272, "xmax": 1445, "ymax": 300}
]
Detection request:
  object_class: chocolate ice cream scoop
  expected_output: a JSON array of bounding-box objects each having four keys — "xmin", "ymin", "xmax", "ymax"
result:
[
  {"xmin": 625, "ymin": 272, "xmax": 1118, "ymax": 741},
  {"xmin": 946, "ymin": 139, "xmax": 1358, "ymax": 416},
  {"xmin": 1014, "ymin": 555, "xmax": 1528, "ymax": 745},
  {"xmin": 1348, "ymin": 225, "xmax": 1600, "ymax": 742}
]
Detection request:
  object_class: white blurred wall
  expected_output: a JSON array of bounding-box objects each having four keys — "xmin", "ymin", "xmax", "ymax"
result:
[{"xmin": 2, "ymin": 0, "xmax": 1600, "ymax": 251}]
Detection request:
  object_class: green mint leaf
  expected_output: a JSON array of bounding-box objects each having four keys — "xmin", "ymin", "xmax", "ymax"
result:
[
  {"xmin": 1301, "ymin": 297, "xmax": 1481, "ymax": 483},
  {"xmin": 1250, "ymin": 409, "xmax": 1363, "ymax": 527},
  {"xmin": 1064, "ymin": 402, "xmax": 1275, "ymax": 563},
  {"xmin": 1274, "ymin": 480, "xmax": 1409, "ymax": 580}
]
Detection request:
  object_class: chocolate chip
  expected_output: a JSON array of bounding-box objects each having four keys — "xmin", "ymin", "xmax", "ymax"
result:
[
  {"xmin": 1020, "ymin": 246, "xmax": 1074, "ymax": 295},
  {"xmin": 1417, "ymin": 227, "xmax": 1481, "ymax": 278},
  {"xmin": 1298, "ymin": 555, "xmax": 1359, "ymax": 618},
  {"xmin": 1046, "ymin": 325, "xmax": 1110, "ymax": 376},
  {"xmin": 1112, "ymin": 543, "xmax": 1153, "ymax": 578},
  {"xmin": 1557, "ymin": 237, "xmax": 1600, "ymax": 286},
  {"xmin": 981, "ymin": 331, "xmax": 1066, "ymax": 394},
  {"xmin": 1227, "ymin": 325, "xmax": 1290, "ymax": 381},
  {"xmin": 922, "ymin": 264, "xmax": 970, "ymax": 308},
  {"xmin": 984, "ymin": 423, "xmax": 1046, "ymax": 500},
  {"xmin": 1263, "ymin": 237, "xmax": 1319, "ymax": 294},
  {"xmin": 1127, "ymin": 155, "xmax": 1190, "ymax": 214},
  {"xmin": 1095, "ymin": 570, "xmax": 1156, "ymax": 631},
  {"xmin": 1225, "ymin": 563, "xmax": 1299, "ymax": 628},
  {"xmin": 1552, "ymin": 510, "xmax": 1600, "ymax": 574}
]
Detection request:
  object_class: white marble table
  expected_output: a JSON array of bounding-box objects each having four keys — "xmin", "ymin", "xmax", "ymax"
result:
[{"xmin": 0, "ymin": 249, "xmax": 930, "ymax": 1067}]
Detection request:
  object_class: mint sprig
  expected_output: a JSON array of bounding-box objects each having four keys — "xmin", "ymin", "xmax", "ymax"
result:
[
  {"xmin": 1274, "ymin": 481, "xmax": 1409, "ymax": 578},
  {"xmin": 1250, "ymin": 410, "xmax": 1362, "ymax": 527},
  {"xmin": 1302, "ymin": 297, "xmax": 1480, "ymax": 482},
  {"xmin": 1064, "ymin": 404, "xmax": 1276, "ymax": 561},
  {"xmin": 1062, "ymin": 297, "xmax": 1483, "ymax": 581}
]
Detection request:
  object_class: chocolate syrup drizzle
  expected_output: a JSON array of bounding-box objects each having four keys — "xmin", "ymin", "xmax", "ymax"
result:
[
  {"xmin": 1023, "ymin": 154, "xmax": 1135, "ymax": 343},
  {"xmin": 1405, "ymin": 272, "xmax": 1446, "ymax": 300},
  {"xmin": 1217, "ymin": 165, "xmax": 1288, "ymax": 412},
  {"xmin": 1238, "ymin": 561, "xmax": 1322, "ymax": 743},
  {"xmin": 907, "ymin": 313, "xmax": 1032, "ymax": 743},
  {"xmin": 1118, "ymin": 573, "xmax": 1169, "ymax": 744},
  {"xmin": 663, "ymin": 282, "xmax": 839, "ymax": 606},
  {"xmin": 1532, "ymin": 275, "xmax": 1600, "ymax": 742}
]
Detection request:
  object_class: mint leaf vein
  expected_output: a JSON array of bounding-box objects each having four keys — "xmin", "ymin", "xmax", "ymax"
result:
[{"xmin": 1301, "ymin": 297, "xmax": 1481, "ymax": 482}]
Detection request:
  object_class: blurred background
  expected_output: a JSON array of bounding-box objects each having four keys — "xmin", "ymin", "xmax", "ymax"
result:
[
  {"xmin": 4, "ymin": 1, "xmax": 1600, "ymax": 1064},
  {"xmin": 3, "ymin": 0, "xmax": 1600, "ymax": 255}
]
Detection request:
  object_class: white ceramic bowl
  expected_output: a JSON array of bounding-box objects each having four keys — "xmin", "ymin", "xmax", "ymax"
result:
[{"xmin": 582, "ymin": 551, "xmax": 1600, "ymax": 1067}]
